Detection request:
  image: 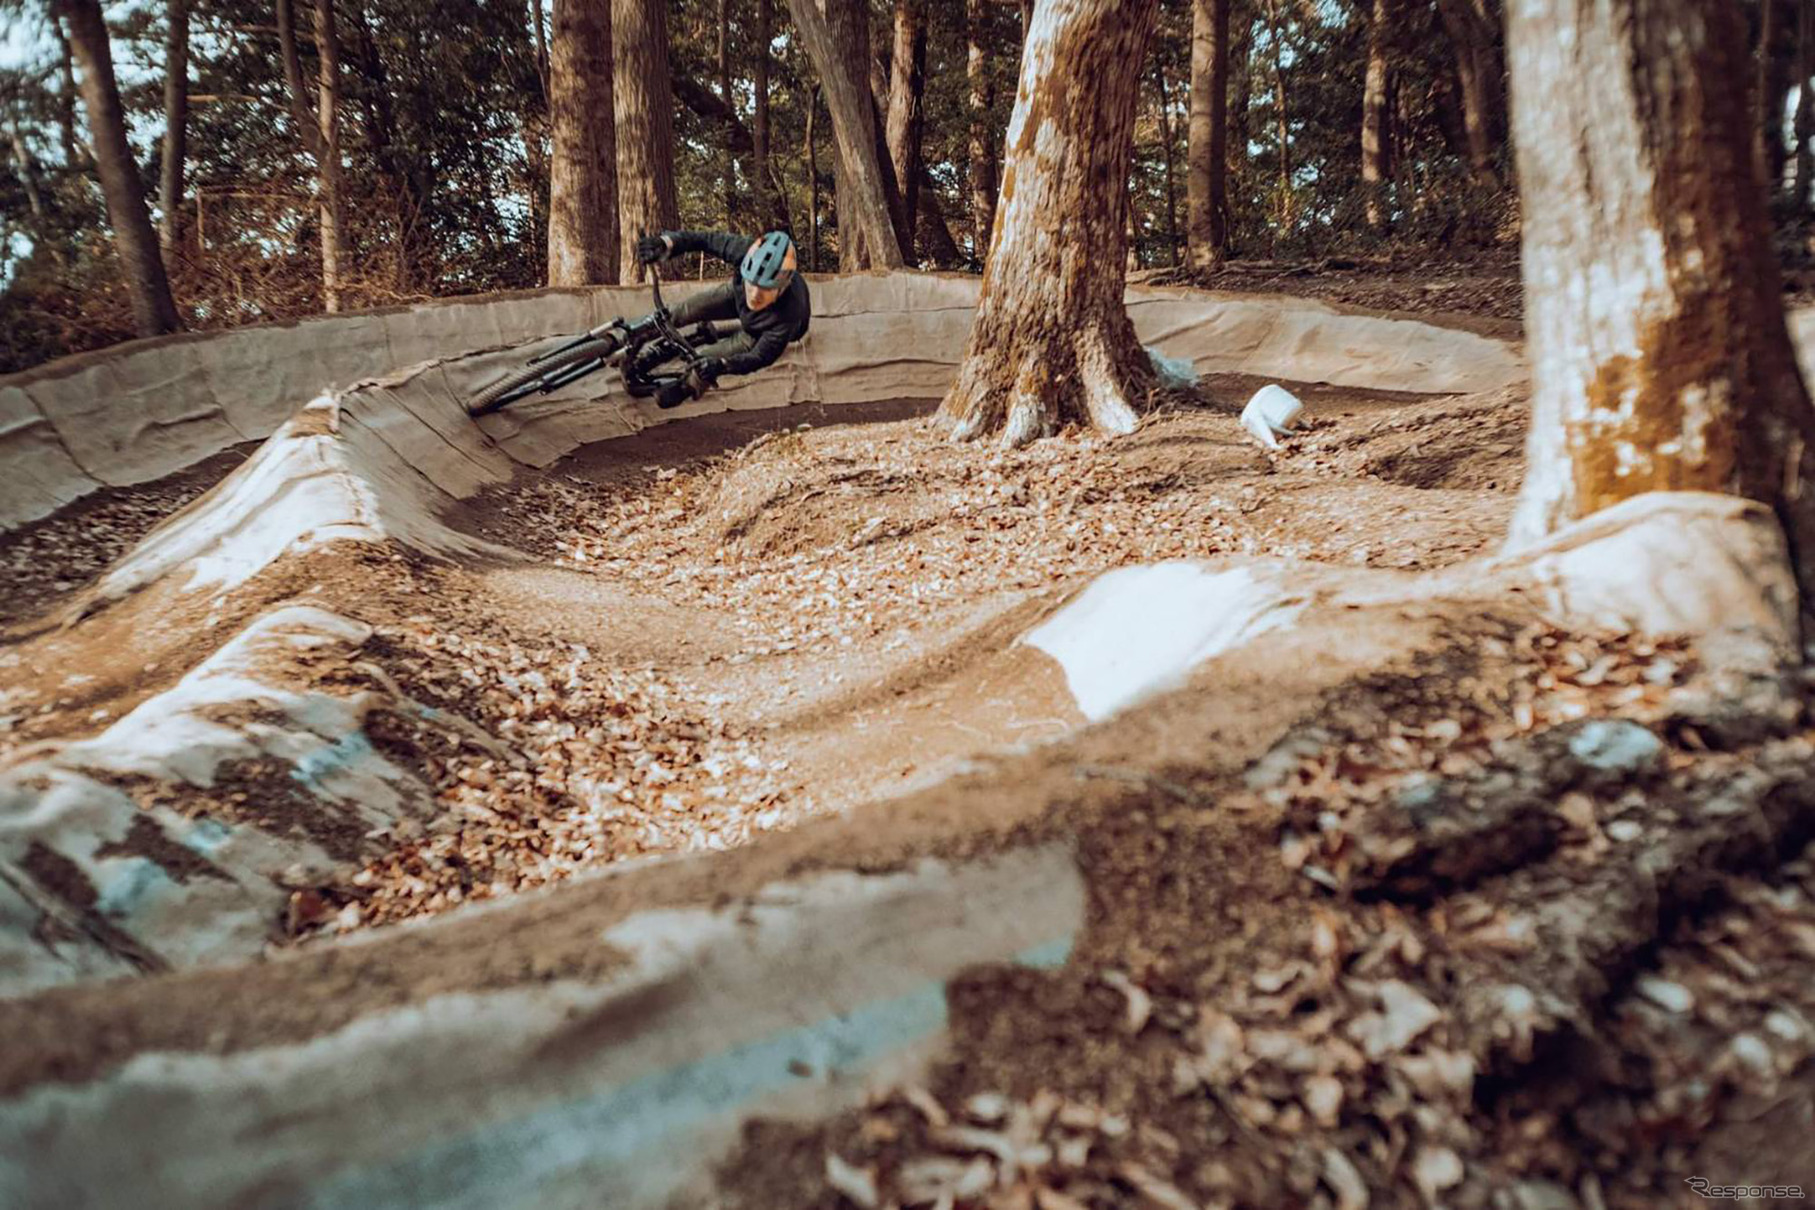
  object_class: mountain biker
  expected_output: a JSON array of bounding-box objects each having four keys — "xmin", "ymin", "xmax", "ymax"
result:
[{"xmin": 633, "ymin": 229, "xmax": 811, "ymax": 408}]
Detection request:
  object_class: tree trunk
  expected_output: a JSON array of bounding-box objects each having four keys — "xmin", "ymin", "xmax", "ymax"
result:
[
  {"xmin": 755, "ymin": 0, "xmax": 779, "ymax": 227},
  {"xmin": 807, "ymin": 85, "xmax": 821, "ymax": 270},
  {"xmin": 789, "ymin": 0, "xmax": 903, "ymax": 268},
  {"xmin": 159, "ymin": 0, "xmax": 190, "ymax": 252},
  {"xmin": 916, "ymin": 170, "xmax": 964, "ymax": 265},
  {"xmin": 275, "ymin": 0, "xmax": 322, "ymax": 160},
  {"xmin": 1153, "ymin": 57, "xmax": 1180, "ymax": 267},
  {"xmin": 864, "ymin": 57, "xmax": 914, "ymax": 262},
  {"xmin": 1229, "ymin": 2, "xmax": 1253, "ymax": 165},
  {"xmin": 719, "ymin": 0, "xmax": 735, "ymax": 229},
  {"xmin": 55, "ymin": 0, "xmax": 181, "ymax": 336},
  {"xmin": 547, "ymin": 0, "xmax": 617, "ymax": 285},
  {"xmin": 1762, "ymin": 0, "xmax": 1797, "ymax": 191},
  {"xmin": 1361, "ymin": 0, "xmax": 1392, "ymax": 231},
  {"xmin": 1186, "ymin": 0, "xmax": 1230, "ymax": 268},
  {"xmin": 315, "ymin": 0, "xmax": 344, "ymax": 312},
  {"xmin": 52, "ymin": 15, "xmax": 81, "ymax": 168},
  {"xmin": 1507, "ymin": 0, "xmax": 1815, "ymax": 639},
  {"xmin": 966, "ymin": 0, "xmax": 997, "ymax": 266},
  {"xmin": 1795, "ymin": 0, "xmax": 1814, "ymax": 211},
  {"xmin": 940, "ymin": 0, "xmax": 1161, "ymax": 447},
  {"xmin": 1264, "ymin": 0, "xmax": 1291, "ymax": 230},
  {"xmin": 9, "ymin": 121, "xmax": 45, "ymax": 223},
  {"xmin": 1436, "ymin": 0, "xmax": 1503, "ymax": 187},
  {"xmin": 348, "ymin": 0, "xmax": 412, "ymax": 291},
  {"xmin": 887, "ymin": 0, "xmax": 926, "ymax": 264},
  {"xmin": 531, "ymin": 0, "xmax": 551, "ymax": 103},
  {"xmin": 613, "ymin": 0, "xmax": 679, "ymax": 282}
]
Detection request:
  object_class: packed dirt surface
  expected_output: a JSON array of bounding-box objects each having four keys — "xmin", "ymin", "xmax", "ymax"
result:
[
  {"xmin": 1, "ymin": 379, "xmax": 1523, "ymax": 938},
  {"xmin": 312, "ymin": 381, "xmax": 1522, "ymax": 934},
  {"xmin": 717, "ymin": 625, "xmax": 1815, "ymax": 1209}
]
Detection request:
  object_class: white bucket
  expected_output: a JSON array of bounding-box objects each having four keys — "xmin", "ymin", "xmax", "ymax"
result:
[{"xmin": 1240, "ymin": 384, "xmax": 1305, "ymax": 449}]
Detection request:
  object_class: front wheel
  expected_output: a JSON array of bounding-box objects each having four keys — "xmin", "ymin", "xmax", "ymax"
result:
[{"xmin": 467, "ymin": 338, "xmax": 620, "ymax": 417}]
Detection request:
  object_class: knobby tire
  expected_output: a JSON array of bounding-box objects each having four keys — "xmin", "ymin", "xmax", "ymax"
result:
[{"xmin": 467, "ymin": 338, "xmax": 620, "ymax": 417}]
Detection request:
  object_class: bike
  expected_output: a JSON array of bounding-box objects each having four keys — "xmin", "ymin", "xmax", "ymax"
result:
[{"xmin": 466, "ymin": 257, "xmax": 729, "ymax": 418}]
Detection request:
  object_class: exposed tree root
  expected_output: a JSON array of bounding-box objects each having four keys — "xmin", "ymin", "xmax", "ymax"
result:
[{"xmin": 942, "ymin": 320, "xmax": 1155, "ymax": 448}]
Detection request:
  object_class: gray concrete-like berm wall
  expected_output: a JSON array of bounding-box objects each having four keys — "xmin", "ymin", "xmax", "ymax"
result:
[{"xmin": 0, "ymin": 273, "xmax": 1526, "ymax": 534}]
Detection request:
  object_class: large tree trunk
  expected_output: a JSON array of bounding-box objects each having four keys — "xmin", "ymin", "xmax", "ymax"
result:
[
  {"xmin": 613, "ymin": 0, "xmax": 679, "ymax": 282},
  {"xmin": 886, "ymin": 0, "xmax": 926, "ymax": 264},
  {"xmin": 315, "ymin": 0, "xmax": 344, "ymax": 312},
  {"xmin": 56, "ymin": 0, "xmax": 181, "ymax": 336},
  {"xmin": 1436, "ymin": 0, "xmax": 1504, "ymax": 187},
  {"xmin": 788, "ymin": 0, "xmax": 904, "ymax": 268},
  {"xmin": 1185, "ymin": 0, "xmax": 1230, "ymax": 268},
  {"xmin": 1361, "ymin": 0, "xmax": 1392, "ymax": 231},
  {"xmin": 966, "ymin": 0, "xmax": 997, "ymax": 266},
  {"xmin": 940, "ymin": 0, "xmax": 1161, "ymax": 447},
  {"xmin": 547, "ymin": 0, "xmax": 617, "ymax": 285},
  {"xmin": 1507, "ymin": 0, "xmax": 1815, "ymax": 639},
  {"xmin": 159, "ymin": 0, "xmax": 189, "ymax": 252}
]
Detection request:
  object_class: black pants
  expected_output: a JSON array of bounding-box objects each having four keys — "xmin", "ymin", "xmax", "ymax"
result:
[{"xmin": 664, "ymin": 280, "xmax": 757, "ymax": 364}]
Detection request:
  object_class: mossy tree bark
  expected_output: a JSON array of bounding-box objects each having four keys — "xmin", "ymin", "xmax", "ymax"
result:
[
  {"xmin": 547, "ymin": 0, "xmax": 618, "ymax": 286},
  {"xmin": 940, "ymin": 0, "xmax": 1161, "ymax": 447},
  {"xmin": 613, "ymin": 0, "xmax": 679, "ymax": 283},
  {"xmin": 1507, "ymin": 0, "xmax": 1815, "ymax": 641}
]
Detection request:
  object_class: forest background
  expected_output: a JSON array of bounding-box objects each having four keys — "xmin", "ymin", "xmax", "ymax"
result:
[{"xmin": 0, "ymin": 0, "xmax": 1805, "ymax": 374}]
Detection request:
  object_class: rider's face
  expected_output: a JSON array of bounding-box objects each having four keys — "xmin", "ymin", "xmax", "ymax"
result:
[{"xmin": 745, "ymin": 272, "xmax": 789, "ymax": 312}]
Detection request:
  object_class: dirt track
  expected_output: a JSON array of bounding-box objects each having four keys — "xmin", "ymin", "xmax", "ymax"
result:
[
  {"xmin": 5, "ymin": 298, "xmax": 1812, "ymax": 1207},
  {"xmin": 0, "ymin": 377, "xmax": 1523, "ymax": 936}
]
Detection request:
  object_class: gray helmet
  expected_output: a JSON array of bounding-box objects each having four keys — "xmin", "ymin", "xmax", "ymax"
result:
[{"xmin": 740, "ymin": 231, "xmax": 795, "ymax": 289}]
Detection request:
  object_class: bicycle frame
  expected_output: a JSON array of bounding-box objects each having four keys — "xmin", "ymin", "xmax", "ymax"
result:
[{"xmin": 480, "ymin": 245, "xmax": 708, "ymax": 411}]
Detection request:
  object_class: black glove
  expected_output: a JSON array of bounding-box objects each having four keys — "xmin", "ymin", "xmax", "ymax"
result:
[
  {"xmin": 694, "ymin": 357, "xmax": 725, "ymax": 383},
  {"xmin": 636, "ymin": 233, "xmax": 670, "ymax": 265}
]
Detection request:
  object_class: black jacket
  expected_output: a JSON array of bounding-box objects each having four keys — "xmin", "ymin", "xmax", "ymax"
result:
[{"xmin": 665, "ymin": 230, "xmax": 812, "ymax": 376}]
